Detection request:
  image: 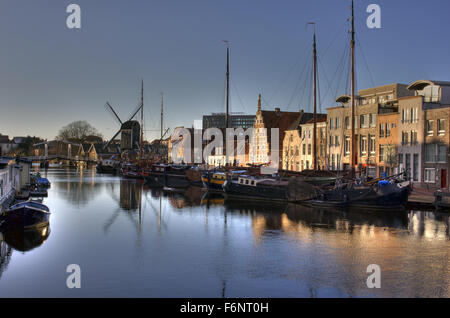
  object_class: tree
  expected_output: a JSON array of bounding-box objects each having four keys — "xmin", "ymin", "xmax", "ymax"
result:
[
  {"xmin": 15, "ymin": 136, "xmax": 44, "ymax": 156},
  {"xmin": 56, "ymin": 121, "xmax": 103, "ymax": 144}
]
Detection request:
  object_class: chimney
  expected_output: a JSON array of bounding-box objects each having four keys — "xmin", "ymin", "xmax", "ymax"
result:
[{"xmin": 275, "ymin": 107, "xmax": 281, "ymax": 115}]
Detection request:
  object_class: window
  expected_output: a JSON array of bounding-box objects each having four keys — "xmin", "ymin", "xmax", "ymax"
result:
[
  {"xmin": 411, "ymin": 108, "xmax": 418, "ymax": 123},
  {"xmin": 360, "ymin": 135, "xmax": 367, "ymax": 155},
  {"xmin": 425, "ymin": 168, "xmax": 436, "ymax": 183},
  {"xmin": 369, "ymin": 135, "xmax": 376, "ymax": 154},
  {"xmin": 402, "ymin": 109, "xmax": 409, "ymax": 123},
  {"xmin": 344, "ymin": 136, "xmax": 350, "ymax": 156},
  {"xmin": 335, "ymin": 117, "xmax": 341, "ymax": 129},
  {"xmin": 402, "ymin": 131, "xmax": 409, "ymax": 145},
  {"xmin": 335, "ymin": 136, "xmax": 340, "ymax": 147},
  {"xmin": 379, "ymin": 124, "xmax": 385, "ymax": 138},
  {"xmin": 360, "ymin": 115, "xmax": 368, "ymax": 128},
  {"xmin": 438, "ymin": 144, "xmax": 447, "ymax": 162},
  {"xmin": 329, "ymin": 118, "xmax": 333, "ymax": 130},
  {"xmin": 413, "ymin": 154, "xmax": 419, "ymax": 181},
  {"xmin": 369, "ymin": 114, "xmax": 376, "ymax": 128},
  {"xmin": 308, "ymin": 144, "xmax": 311, "ymax": 155},
  {"xmin": 379, "ymin": 145, "xmax": 385, "ymax": 163},
  {"xmin": 427, "ymin": 120, "xmax": 434, "ymax": 136},
  {"xmin": 420, "ymin": 85, "xmax": 440, "ymax": 103},
  {"xmin": 345, "ymin": 117, "xmax": 350, "ymax": 129},
  {"xmin": 290, "ymin": 134, "xmax": 294, "ymax": 142},
  {"xmin": 438, "ymin": 119, "xmax": 445, "ymax": 135},
  {"xmin": 425, "ymin": 144, "xmax": 436, "ymax": 163},
  {"xmin": 295, "ymin": 146, "xmax": 299, "ymax": 156},
  {"xmin": 386, "ymin": 123, "xmax": 391, "ymax": 138},
  {"xmin": 329, "ymin": 135, "xmax": 333, "ymax": 147},
  {"xmin": 320, "ymin": 127, "xmax": 326, "ymax": 139},
  {"xmin": 411, "ymin": 131, "xmax": 418, "ymax": 145},
  {"xmin": 405, "ymin": 154, "xmax": 411, "ymax": 179}
]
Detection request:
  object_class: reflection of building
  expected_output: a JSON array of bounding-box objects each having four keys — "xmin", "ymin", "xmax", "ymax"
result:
[{"xmin": 120, "ymin": 180, "xmax": 140, "ymax": 211}]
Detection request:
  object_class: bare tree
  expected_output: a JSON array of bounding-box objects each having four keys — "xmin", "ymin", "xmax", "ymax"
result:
[{"xmin": 56, "ymin": 120, "xmax": 103, "ymax": 143}]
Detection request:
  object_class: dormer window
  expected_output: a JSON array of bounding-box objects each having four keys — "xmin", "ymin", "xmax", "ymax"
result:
[{"xmin": 418, "ymin": 85, "xmax": 440, "ymax": 103}]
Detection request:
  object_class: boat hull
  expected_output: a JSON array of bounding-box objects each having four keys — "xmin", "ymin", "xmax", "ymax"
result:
[
  {"xmin": 223, "ymin": 181, "xmax": 287, "ymax": 201},
  {"xmin": 96, "ymin": 165, "xmax": 118, "ymax": 174},
  {"xmin": 201, "ymin": 176, "xmax": 225, "ymax": 191},
  {"xmin": 3, "ymin": 206, "xmax": 50, "ymax": 230},
  {"xmin": 303, "ymin": 184, "xmax": 411, "ymax": 210}
]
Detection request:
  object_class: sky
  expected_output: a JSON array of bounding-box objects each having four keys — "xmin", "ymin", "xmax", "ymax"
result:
[{"xmin": 1, "ymin": 0, "xmax": 450, "ymax": 142}]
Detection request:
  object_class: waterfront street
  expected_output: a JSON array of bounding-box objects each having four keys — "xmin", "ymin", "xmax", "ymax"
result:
[{"xmin": 0, "ymin": 167, "xmax": 448, "ymax": 298}]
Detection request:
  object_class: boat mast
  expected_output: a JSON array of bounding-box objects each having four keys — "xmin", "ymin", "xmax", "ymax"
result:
[
  {"xmin": 225, "ymin": 41, "xmax": 230, "ymax": 129},
  {"xmin": 140, "ymin": 79, "xmax": 144, "ymax": 162},
  {"xmin": 312, "ymin": 25, "xmax": 318, "ymax": 171},
  {"xmin": 160, "ymin": 92, "xmax": 164, "ymax": 140},
  {"xmin": 350, "ymin": 0, "xmax": 356, "ymax": 172}
]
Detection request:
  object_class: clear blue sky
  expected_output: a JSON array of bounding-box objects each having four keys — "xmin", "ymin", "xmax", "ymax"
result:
[{"xmin": 1, "ymin": 0, "xmax": 449, "ymax": 141}]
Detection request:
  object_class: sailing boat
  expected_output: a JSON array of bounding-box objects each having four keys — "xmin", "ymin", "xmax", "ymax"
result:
[{"xmin": 295, "ymin": 0, "xmax": 411, "ymax": 209}]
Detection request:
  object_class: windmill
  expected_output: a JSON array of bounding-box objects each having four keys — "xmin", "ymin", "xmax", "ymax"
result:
[{"xmin": 103, "ymin": 83, "xmax": 144, "ymax": 153}]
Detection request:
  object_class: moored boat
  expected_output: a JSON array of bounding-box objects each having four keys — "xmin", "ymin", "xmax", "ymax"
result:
[
  {"xmin": 96, "ymin": 159, "xmax": 120, "ymax": 174},
  {"xmin": 299, "ymin": 180, "xmax": 411, "ymax": 210},
  {"xmin": 223, "ymin": 175, "xmax": 288, "ymax": 201},
  {"xmin": 2, "ymin": 200, "xmax": 51, "ymax": 230}
]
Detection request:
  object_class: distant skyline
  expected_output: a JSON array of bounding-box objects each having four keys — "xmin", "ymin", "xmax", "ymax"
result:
[{"xmin": 1, "ymin": 0, "xmax": 450, "ymax": 141}]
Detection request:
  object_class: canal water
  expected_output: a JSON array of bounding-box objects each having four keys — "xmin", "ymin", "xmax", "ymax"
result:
[{"xmin": 0, "ymin": 168, "xmax": 449, "ymax": 297}]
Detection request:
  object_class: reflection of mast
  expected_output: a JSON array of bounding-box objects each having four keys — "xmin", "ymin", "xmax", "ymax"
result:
[{"xmin": 158, "ymin": 196, "xmax": 162, "ymax": 233}]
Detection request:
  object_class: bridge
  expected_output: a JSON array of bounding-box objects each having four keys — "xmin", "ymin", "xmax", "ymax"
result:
[{"xmin": 30, "ymin": 140, "xmax": 98, "ymax": 165}]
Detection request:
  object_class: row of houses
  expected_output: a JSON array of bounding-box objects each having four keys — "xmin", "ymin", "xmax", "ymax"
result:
[
  {"xmin": 0, "ymin": 158, "xmax": 32, "ymax": 210},
  {"xmin": 167, "ymin": 79, "xmax": 450, "ymax": 190},
  {"xmin": 0, "ymin": 135, "xmax": 27, "ymax": 156}
]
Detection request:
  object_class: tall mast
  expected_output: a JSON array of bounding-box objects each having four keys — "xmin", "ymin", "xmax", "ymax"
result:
[
  {"xmin": 160, "ymin": 92, "xmax": 164, "ymax": 140},
  {"xmin": 225, "ymin": 42, "xmax": 230, "ymax": 129},
  {"xmin": 140, "ymin": 79, "xmax": 144, "ymax": 162},
  {"xmin": 312, "ymin": 25, "xmax": 318, "ymax": 171},
  {"xmin": 350, "ymin": 0, "xmax": 356, "ymax": 171}
]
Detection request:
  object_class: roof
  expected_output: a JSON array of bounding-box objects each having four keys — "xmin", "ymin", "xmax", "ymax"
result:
[
  {"xmin": 286, "ymin": 111, "xmax": 327, "ymax": 131},
  {"xmin": 407, "ymin": 80, "xmax": 450, "ymax": 91},
  {"xmin": 304, "ymin": 117, "xmax": 327, "ymax": 124}
]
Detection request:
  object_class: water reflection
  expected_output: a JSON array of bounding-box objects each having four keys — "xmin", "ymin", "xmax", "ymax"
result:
[
  {"xmin": 1, "ymin": 226, "xmax": 51, "ymax": 252},
  {"xmin": 0, "ymin": 167, "xmax": 449, "ymax": 297}
]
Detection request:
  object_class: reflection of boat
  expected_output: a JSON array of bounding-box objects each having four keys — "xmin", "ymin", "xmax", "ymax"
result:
[
  {"xmin": 223, "ymin": 176, "xmax": 288, "ymax": 201},
  {"xmin": 2, "ymin": 225, "xmax": 50, "ymax": 252},
  {"xmin": 2, "ymin": 200, "xmax": 51, "ymax": 230}
]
